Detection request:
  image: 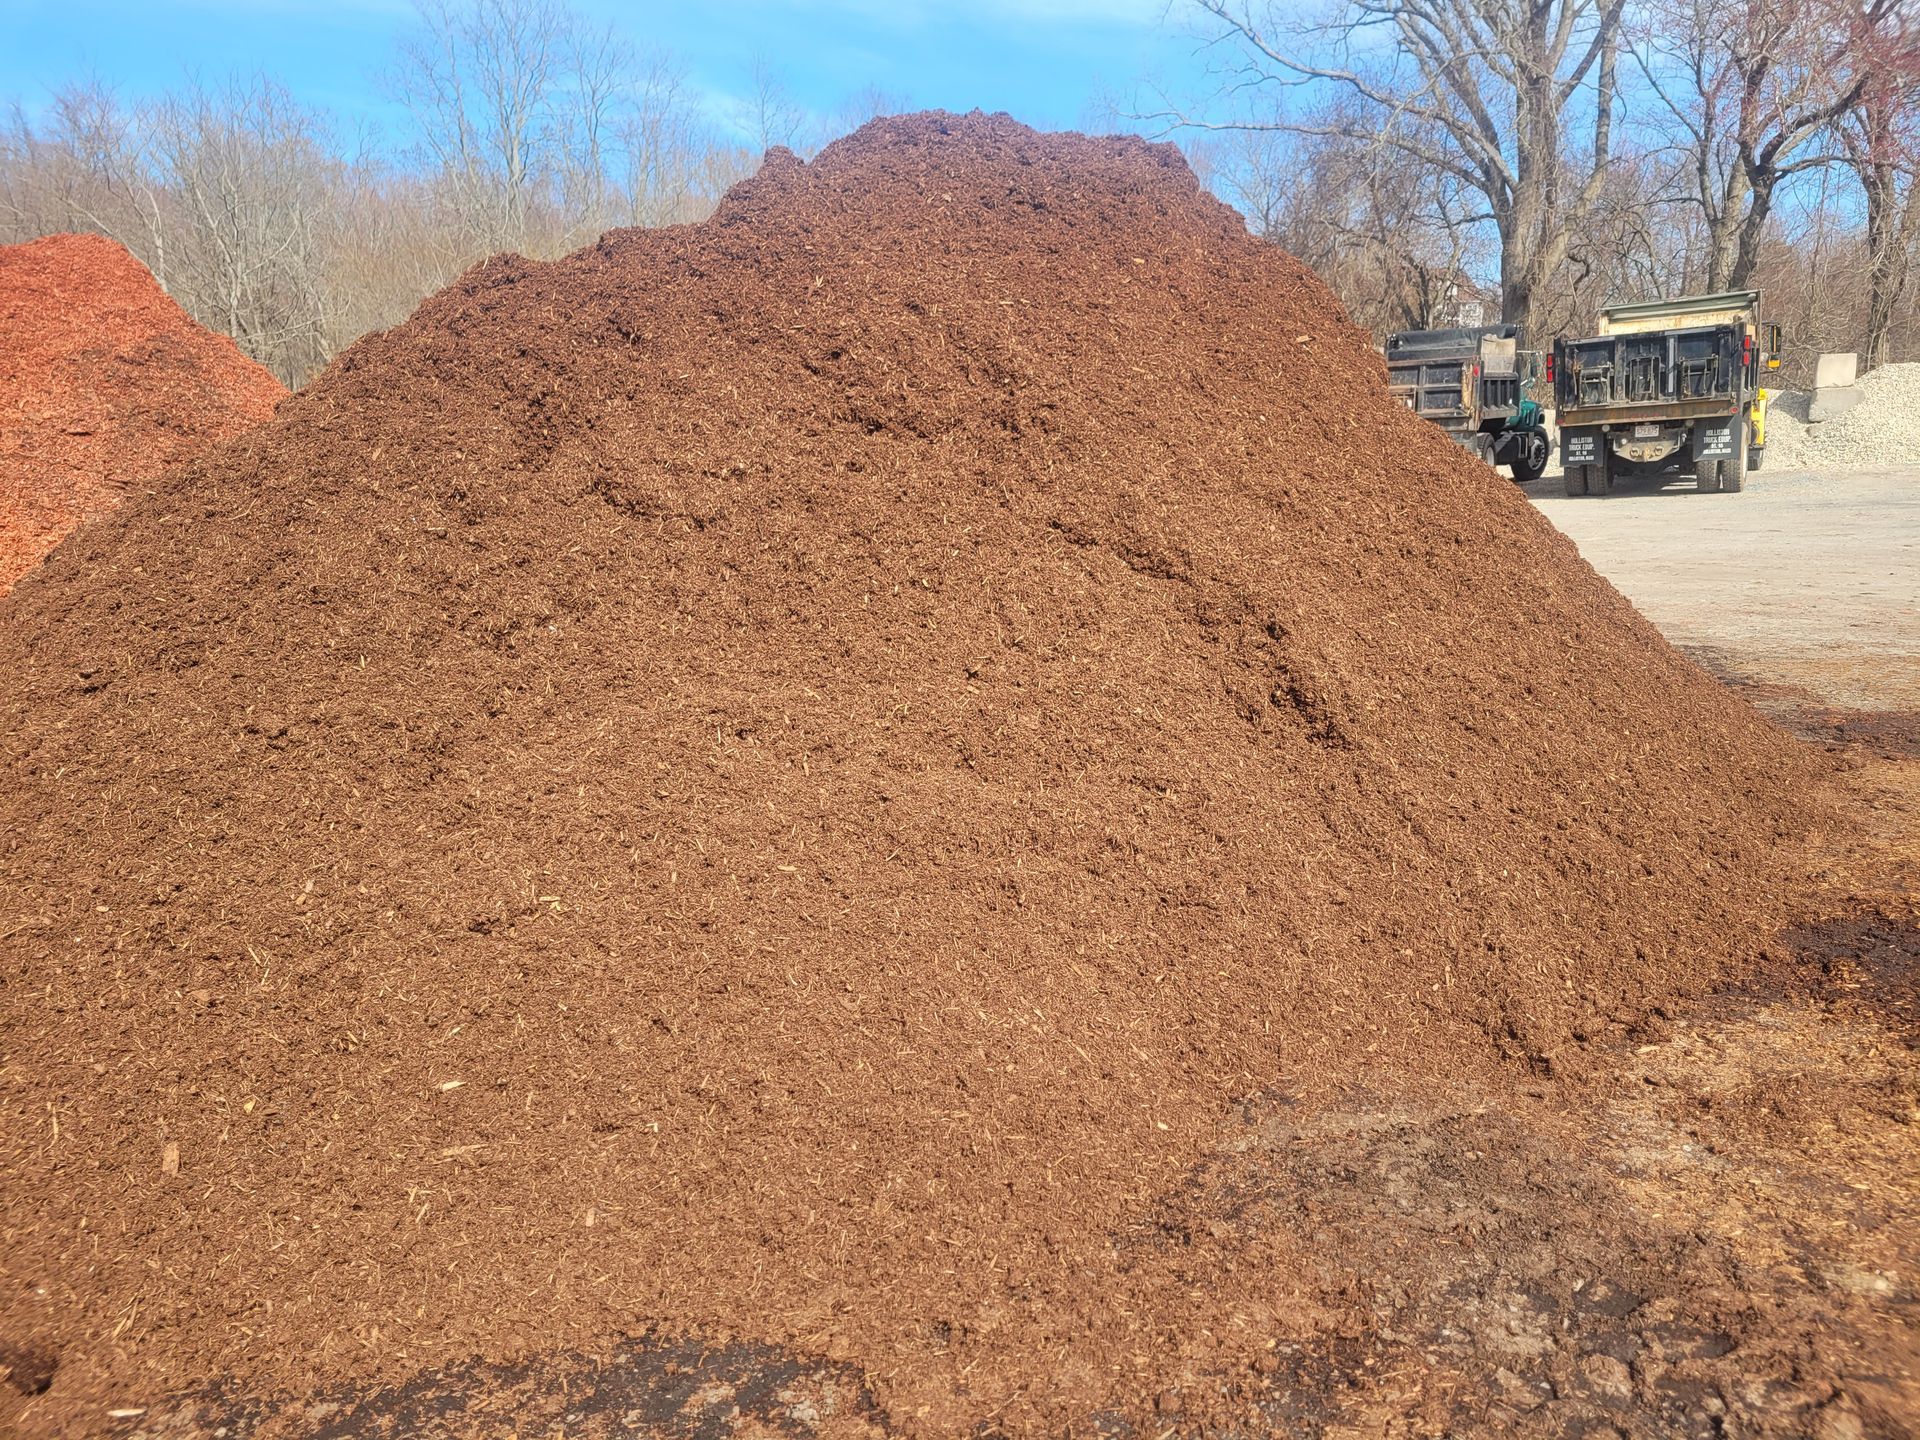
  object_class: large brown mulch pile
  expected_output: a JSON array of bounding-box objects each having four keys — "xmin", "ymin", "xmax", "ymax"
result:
[
  {"xmin": 0, "ymin": 114, "xmax": 1820, "ymax": 1436},
  {"xmin": 0, "ymin": 232, "xmax": 285, "ymax": 597}
]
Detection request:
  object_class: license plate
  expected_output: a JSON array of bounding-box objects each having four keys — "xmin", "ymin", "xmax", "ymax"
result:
[{"xmin": 1633, "ymin": 422, "xmax": 1660, "ymax": 438}]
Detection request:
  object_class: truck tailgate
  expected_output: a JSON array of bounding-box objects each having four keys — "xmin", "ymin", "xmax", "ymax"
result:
[{"xmin": 1558, "ymin": 324, "xmax": 1742, "ymax": 414}]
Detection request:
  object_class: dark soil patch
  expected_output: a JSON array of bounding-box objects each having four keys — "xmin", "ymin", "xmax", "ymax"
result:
[
  {"xmin": 142, "ymin": 1335, "xmax": 881, "ymax": 1440},
  {"xmin": 1780, "ymin": 912, "xmax": 1920, "ymax": 1042}
]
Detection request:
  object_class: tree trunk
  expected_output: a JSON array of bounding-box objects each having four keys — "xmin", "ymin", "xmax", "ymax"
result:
[
  {"xmin": 1847, "ymin": 91, "xmax": 1918, "ymax": 372},
  {"xmin": 1705, "ymin": 171, "xmax": 1748, "ymax": 291},
  {"xmin": 1726, "ymin": 177, "xmax": 1775, "ymax": 290},
  {"xmin": 1501, "ymin": 263, "xmax": 1535, "ymax": 340},
  {"xmin": 1502, "ymin": 10, "xmax": 1615, "ymax": 337},
  {"xmin": 1863, "ymin": 161, "xmax": 1897, "ymax": 367}
]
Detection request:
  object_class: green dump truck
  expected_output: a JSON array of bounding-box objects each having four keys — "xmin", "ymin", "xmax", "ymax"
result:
[
  {"xmin": 1386, "ymin": 324, "xmax": 1553, "ymax": 483},
  {"xmin": 1552, "ymin": 291, "xmax": 1781, "ymax": 497}
]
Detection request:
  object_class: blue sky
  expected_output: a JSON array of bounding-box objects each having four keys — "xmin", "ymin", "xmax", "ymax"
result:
[{"xmin": 0, "ymin": 0, "xmax": 1215, "ymax": 145}]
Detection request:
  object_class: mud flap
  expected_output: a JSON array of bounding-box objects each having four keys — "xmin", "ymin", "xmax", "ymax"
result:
[
  {"xmin": 1560, "ymin": 428, "xmax": 1601, "ymax": 467},
  {"xmin": 1692, "ymin": 418, "xmax": 1738, "ymax": 460}
]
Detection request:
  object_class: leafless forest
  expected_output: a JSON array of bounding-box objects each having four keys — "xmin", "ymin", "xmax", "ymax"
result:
[
  {"xmin": 1166, "ymin": 0, "xmax": 1918, "ymax": 383},
  {"xmin": 2, "ymin": 0, "xmax": 1910, "ymax": 388}
]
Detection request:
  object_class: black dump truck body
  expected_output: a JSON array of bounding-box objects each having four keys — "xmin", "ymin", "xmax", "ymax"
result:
[
  {"xmin": 1552, "ymin": 291, "xmax": 1779, "ymax": 496},
  {"xmin": 1385, "ymin": 324, "xmax": 1551, "ymax": 483}
]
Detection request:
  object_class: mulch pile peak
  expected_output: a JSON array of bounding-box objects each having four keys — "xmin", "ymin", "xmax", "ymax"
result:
[
  {"xmin": 0, "ymin": 112, "xmax": 1816, "ymax": 1435},
  {"xmin": 0, "ymin": 232, "xmax": 285, "ymax": 596}
]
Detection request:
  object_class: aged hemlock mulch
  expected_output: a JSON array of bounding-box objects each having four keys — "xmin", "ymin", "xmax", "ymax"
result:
[
  {"xmin": 0, "ymin": 232, "xmax": 285, "ymax": 597},
  {"xmin": 0, "ymin": 114, "xmax": 1818, "ymax": 1435}
]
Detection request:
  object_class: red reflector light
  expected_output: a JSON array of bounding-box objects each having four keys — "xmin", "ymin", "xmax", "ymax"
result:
[
  {"xmin": 1743, "ymin": 335, "xmax": 1753, "ymax": 366},
  {"xmin": 1545, "ymin": 354, "xmax": 1555, "ymax": 382}
]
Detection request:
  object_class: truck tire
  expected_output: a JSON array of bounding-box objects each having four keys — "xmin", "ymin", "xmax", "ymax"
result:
[
  {"xmin": 1721, "ymin": 421, "xmax": 1747, "ymax": 493},
  {"xmin": 1508, "ymin": 427, "xmax": 1550, "ymax": 484},
  {"xmin": 1747, "ymin": 444, "xmax": 1765, "ymax": 472},
  {"xmin": 1590, "ymin": 454, "xmax": 1614, "ymax": 497},
  {"xmin": 1696, "ymin": 457, "xmax": 1721, "ymax": 494},
  {"xmin": 1563, "ymin": 464, "xmax": 1589, "ymax": 497}
]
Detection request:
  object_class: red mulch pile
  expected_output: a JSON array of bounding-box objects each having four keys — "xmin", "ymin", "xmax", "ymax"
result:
[
  {"xmin": 0, "ymin": 233, "xmax": 285, "ymax": 596},
  {"xmin": 0, "ymin": 115, "xmax": 1820, "ymax": 1436}
]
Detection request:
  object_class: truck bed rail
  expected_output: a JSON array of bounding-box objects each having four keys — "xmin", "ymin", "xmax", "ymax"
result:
[{"xmin": 1556, "ymin": 323, "xmax": 1744, "ymax": 415}]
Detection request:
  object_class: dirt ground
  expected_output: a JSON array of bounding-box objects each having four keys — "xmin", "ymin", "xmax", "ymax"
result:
[
  {"xmin": 1518, "ymin": 463, "xmax": 1918, "ymax": 712},
  {"xmin": 30, "ymin": 466, "xmax": 1905, "ymax": 1438}
]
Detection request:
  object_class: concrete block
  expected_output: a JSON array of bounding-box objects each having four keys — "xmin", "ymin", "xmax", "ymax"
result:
[
  {"xmin": 1808, "ymin": 385, "xmax": 1863, "ymax": 423},
  {"xmin": 1814, "ymin": 352, "xmax": 1859, "ymax": 389}
]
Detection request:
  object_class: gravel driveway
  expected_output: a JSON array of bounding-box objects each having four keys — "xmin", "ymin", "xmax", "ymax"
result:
[{"xmin": 1519, "ymin": 463, "xmax": 1919, "ymax": 711}]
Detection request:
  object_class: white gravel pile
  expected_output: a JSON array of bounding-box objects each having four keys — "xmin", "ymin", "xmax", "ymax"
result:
[{"xmin": 1765, "ymin": 361, "xmax": 1920, "ymax": 470}]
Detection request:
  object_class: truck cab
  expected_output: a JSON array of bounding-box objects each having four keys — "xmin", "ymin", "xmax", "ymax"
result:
[
  {"xmin": 1386, "ymin": 324, "xmax": 1552, "ymax": 483},
  {"xmin": 1552, "ymin": 291, "xmax": 1781, "ymax": 496}
]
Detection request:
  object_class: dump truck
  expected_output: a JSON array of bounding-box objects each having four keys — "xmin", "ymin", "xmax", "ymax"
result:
[
  {"xmin": 1552, "ymin": 291, "xmax": 1781, "ymax": 496},
  {"xmin": 1385, "ymin": 324, "xmax": 1553, "ymax": 483}
]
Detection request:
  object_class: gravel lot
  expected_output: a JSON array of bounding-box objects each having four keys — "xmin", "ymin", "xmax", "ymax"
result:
[{"xmin": 1519, "ymin": 462, "xmax": 1920, "ymax": 711}]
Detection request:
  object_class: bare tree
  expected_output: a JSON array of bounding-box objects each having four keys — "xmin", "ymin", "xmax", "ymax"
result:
[
  {"xmin": 1838, "ymin": 12, "xmax": 1920, "ymax": 366},
  {"xmin": 1216, "ymin": 116, "xmax": 1490, "ymax": 333},
  {"xmin": 554, "ymin": 16, "xmax": 632, "ymax": 241},
  {"xmin": 1150, "ymin": 0, "xmax": 1626, "ymax": 336},
  {"xmin": 0, "ymin": 9, "xmax": 773, "ymax": 388},
  {"xmin": 747, "ymin": 57, "xmax": 810, "ymax": 155},
  {"xmin": 1536, "ymin": 151, "xmax": 1699, "ymax": 335},
  {"xmin": 1750, "ymin": 163, "xmax": 1873, "ymax": 378},
  {"xmin": 1192, "ymin": 127, "xmax": 1290, "ymax": 237},
  {"xmin": 832, "ymin": 84, "xmax": 914, "ymax": 137},
  {"xmin": 142, "ymin": 76, "xmax": 338, "ymax": 384},
  {"xmin": 0, "ymin": 80, "xmax": 176, "ymax": 281},
  {"xmin": 385, "ymin": 0, "xmax": 756, "ymax": 249},
  {"xmin": 617, "ymin": 53, "xmax": 753, "ymax": 227},
  {"xmin": 1632, "ymin": 0, "xmax": 1899, "ymax": 291},
  {"xmin": 388, "ymin": 0, "xmax": 570, "ymax": 252},
  {"xmin": 2, "ymin": 82, "xmax": 129, "ymax": 238}
]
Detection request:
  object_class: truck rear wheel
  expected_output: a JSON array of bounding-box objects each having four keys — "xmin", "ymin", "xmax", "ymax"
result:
[
  {"xmin": 1747, "ymin": 444, "xmax": 1765, "ymax": 472},
  {"xmin": 1508, "ymin": 427, "xmax": 1550, "ymax": 484},
  {"xmin": 1696, "ymin": 457, "xmax": 1721, "ymax": 494},
  {"xmin": 1590, "ymin": 455, "xmax": 1614, "ymax": 497},
  {"xmin": 1562, "ymin": 464, "xmax": 1589, "ymax": 497},
  {"xmin": 1721, "ymin": 421, "xmax": 1748, "ymax": 493}
]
